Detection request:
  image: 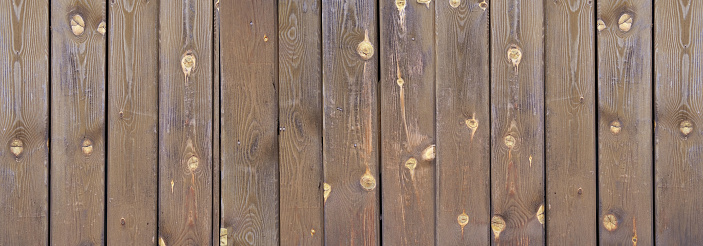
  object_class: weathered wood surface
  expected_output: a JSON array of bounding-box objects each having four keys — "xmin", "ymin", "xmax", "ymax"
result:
[
  {"xmin": 380, "ymin": 0, "xmax": 435, "ymax": 245},
  {"xmin": 435, "ymin": 0, "xmax": 491, "ymax": 244},
  {"xmin": 106, "ymin": 0, "xmax": 159, "ymax": 244},
  {"xmin": 158, "ymin": 0, "xmax": 213, "ymax": 244},
  {"xmin": 597, "ymin": 0, "xmax": 653, "ymax": 245},
  {"xmin": 655, "ymin": 0, "xmax": 703, "ymax": 244},
  {"xmin": 490, "ymin": 0, "xmax": 545, "ymax": 244},
  {"xmin": 322, "ymin": 0, "xmax": 379, "ymax": 244},
  {"xmin": 0, "ymin": 0, "xmax": 49, "ymax": 244},
  {"xmin": 50, "ymin": 0, "xmax": 106, "ymax": 245},
  {"xmin": 220, "ymin": 0, "xmax": 279, "ymax": 245},
  {"xmin": 545, "ymin": 0, "xmax": 597, "ymax": 244},
  {"xmin": 278, "ymin": 0, "xmax": 324, "ymax": 244},
  {"xmin": 213, "ymin": 0, "xmax": 221, "ymax": 244}
]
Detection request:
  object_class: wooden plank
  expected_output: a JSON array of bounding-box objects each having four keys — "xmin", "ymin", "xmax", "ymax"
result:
[
  {"xmin": 106, "ymin": 0, "xmax": 159, "ymax": 244},
  {"xmin": 380, "ymin": 0, "xmax": 435, "ymax": 245},
  {"xmin": 435, "ymin": 0, "xmax": 490, "ymax": 244},
  {"xmin": 597, "ymin": 0, "xmax": 653, "ymax": 244},
  {"xmin": 0, "ymin": 0, "xmax": 49, "ymax": 244},
  {"xmin": 158, "ymin": 0, "xmax": 213, "ymax": 244},
  {"xmin": 490, "ymin": 0, "xmax": 545, "ymax": 244},
  {"xmin": 654, "ymin": 0, "xmax": 703, "ymax": 244},
  {"xmin": 278, "ymin": 0, "xmax": 323, "ymax": 244},
  {"xmin": 50, "ymin": 0, "xmax": 106, "ymax": 245},
  {"xmin": 213, "ymin": 0, "xmax": 221, "ymax": 245},
  {"xmin": 219, "ymin": 0, "xmax": 279, "ymax": 245},
  {"xmin": 544, "ymin": 0, "xmax": 597, "ymax": 244},
  {"xmin": 322, "ymin": 0, "xmax": 379, "ymax": 244}
]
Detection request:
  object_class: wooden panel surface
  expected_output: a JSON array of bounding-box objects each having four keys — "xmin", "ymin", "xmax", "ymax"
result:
[{"xmin": 213, "ymin": 0, "xmax": 221, "ymax": 244}]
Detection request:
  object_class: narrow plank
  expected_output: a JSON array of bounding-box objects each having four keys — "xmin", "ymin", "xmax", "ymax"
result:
[
  {"xmin": 213, "ymin": 0, "xmax": 222, "ymax": 245},
  {"xmin": 219, "ymin": 0, "xmax": 279, "ymax": 244},
  {"xmin": 544, "ymin": 0, "xmax": 597, "ymax": 244},
  {"xmin": 490, "ymin": 0, "xmax": 545, "ymax": 244},
  {"xmin": 278, "ymin": 0, "xmax": 324, "ymax": 244},
  {"xmin": 106, "ymin": 0, "xmax": 158, "ymax": 244},
  {"xmin": 322, "ymin": 0, "xmax": 379, "ymax": 244},
  {"xmin": 435, "ymin": 0, "xmax": 490, "ymax": 244},
  {"xmin": 0, "ymin": 0, "xmax": 49, "ymax": 244},
  {"xmin": 654, "ymin": 0, "xmax": 703, "ymax": 244},
  {"xmin": 158, "ymin": 0, "xmax": 213, "ymax": 244},
  {"xmin": 597, "ymin": 0, "xmax": 653, "ymax": 244},
  {"xmin": 380, "ymin": 0, "xmax": 435, "ymax": 244}
]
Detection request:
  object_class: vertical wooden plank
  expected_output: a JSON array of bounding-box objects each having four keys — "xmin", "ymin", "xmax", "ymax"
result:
[
  {"xmin": 597, "ymin": 0, "xmax": 652, "ymax": 245},
  {"xmin": 0, "ymin": 0, "xmax": 49, "ymax": 244},
  {"xmin": 435, "ymin": 0, "xmax": 490, "ymax": 244},
  {"xmin": 654, "ymin": 0, "xmax": 703, "ymax": 244},
  {"xmin": 490, "ymin": 0, "xmax": 545, "ymax": 244},
  {"xmin": 158, "ymin": 0, "xmax": 212, "ymax": 244},
  {"xmin": 106, "ymin": 0, "xmax": 158, "ymax": 244},
  {"xmin": 279, "ymin": 0, "xmax": 323, "ymax": 244},
  {"xmin": 213, "ymin": 0, "xmax": 221, "ymax": 245},
  {"xmin": 322, "ymin": 0, "xmax": 379, "ymax": 244},
  {"xmin": 544, "ymin": 0, "xmax": 597, "ymax": 244},
  {"xmin": 219, "ymin": 0, "xmax": 279, "ymax": 245},
  {"xmin": 50, "ymin": 0, "xmax": 106, "ymax": 244},
  {"xmin": 380, "ymin": 0, "xmax": 435, "ymax": 244}
]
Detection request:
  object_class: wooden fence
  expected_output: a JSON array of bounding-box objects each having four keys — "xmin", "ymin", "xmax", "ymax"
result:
[{"xmin": 1, "ymin": 0, "xmax": 701, "ymax": 245}]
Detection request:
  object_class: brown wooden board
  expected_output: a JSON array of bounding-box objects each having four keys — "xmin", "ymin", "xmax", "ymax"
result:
[
  {"xmin": 597, "ymin": 0, "xmax": 653, "ymax": 244},
  {"xmin": 0, "ymin": 0, "xmax": 49, "ymax": 244},
  {"xmin": 158, "ymin": 0, "xmax": 213, "ymax": 244},
  {"xmin": 545, "ymin": 0, "xmax": 597, "ymax": 244},
  {"xmin": 322, "ymin": 0, "xmax": 379, "ymax": 244},
  {"xmin": 213, "ymin": 0, "xmax": 221, "ymax": 245},
  {"xmin": 279, "ymin": 0, "xmax": 324, "ymax": 244},
  {"xmin": 106, "ymin": 0, "xmax": 159, "ymax": 244},
  {"xmin": 490, "ymin": 0, "xmax": 545, "ymax": 244},
  {"xmin": 219, "ymin": 0, "xmax": 279, "ymax": 245},
  {"xmin": 435, "ymin": 0, "xmax": 491, "ymax": 244},
  {"xmin": 654, "ymin": 0, "xmax": 703, "ymax": 244}
]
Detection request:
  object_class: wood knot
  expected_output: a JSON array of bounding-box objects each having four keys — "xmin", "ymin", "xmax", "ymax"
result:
[
  {"xmin": 82, "ymin": 139, "xmax": 93, "ymax": 156},
  {"xmin": 323, "ymin": 183, "xmax": 331, "ymax": 203},
  {"xmin": 181, "ymin": 51, "xmax": 196, "ymax": 76},
  {"xmin": 421, "ymin": 145, "xmax": 435, "ymax": 161},
  {"xmin": 478, "ymin": 1, "xmax": 487, "ymax": 10},
  {"xmin": 507, "ymin": 45, "xmax": 522, "ymax": 72},
  {"xmin": 396, "ymin": 77, "xmax": 404, "ymax": 87},
  {"xmin": 491, "ymin": 215, "xmax": 506, "ymax": 239},
  {"xmin": 618, "ymin": 13, "xmax": 633, "ymax": 32},
  {"xmin": 360, "ymin": 171, "xmax": 376, "ymax": 191},
  {"xmin": 220, "ymin": 228, "xmax": 227, "ymax": 246},
  {"xmin": 457, "ymin": 211, "xmax": 469, "ymax": 227},
  {"xmin": 597, "ymin": 19, "xmax": 606, "ymax": 31},
  {"xmin": 396, "ymin": 0, "xmax": 406, "ymax": 10},
  {"xmin": 603, "ymin": 213, "xmax": 618, "ymax": 232},
  {"xmin": 680, "ymin": 120, "xmax": 693, "ymax": 136},
  {"xmin": 449, "ymin": 0, "xmax": 460, "ymax": 8},
  {"xmin": 536, "ymin": 204, "xmax": 545, "ymax": 225},
  {"xmin": 503, "ymin": 135, "xmax": 516, "ymax": 148},
  {"xmin": 158, "ymin": 237, "xmax": 166, "ymax": 246},
  {"xmin": 187, "ymin": 156, "xmax": 199, "ymax": 171},
  {"xmin": 263, "ymin": 35, "xmax": 269, "ymax": 42},
  {"xmin": 404, "ymin": 157, "xmax": 417, "ymax": 171},
  {"xmin": 417, "ymin": 0, "xmax": 431, "ymax": 7},
  {"xmin": 465, "ymin": 118, "xmax": 478, "ymax": 130},
  {"xmin": 357, "ymin": 31, "xmax": 374, "ymax": 60},
  {"xmin": 9, "ymin": 139, "xmax": 23, "ymax": 157},
  {"xmin": 97, "ymin": 21, "xmax": 106, "ymax": 35},
  {"xmin": 577, "ymin": 187, "xmax": 583, "ymax": 195},
  {"xmin": 120, "ymin": 217, "xmax": 126, "ymax": 225},
  {"xmin": 70, "ymin": 14, "xmax": 85, "ymax": 36},
  {"xmin": 610, "ymin": 120, "xmax": 622, "ymax": 135}
]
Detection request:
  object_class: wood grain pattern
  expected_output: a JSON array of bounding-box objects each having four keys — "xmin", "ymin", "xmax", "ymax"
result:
[
  {"xmin": 380, "ymin": 0, "xmax": 435, "ymax": 245},
  {"xmin": 654, "ymin": 0, "xmax": 703, "ymax": 244},
  {"xmin": 219, "ymin": 0, "xmax": 279, "ymax": 245},
  {"xmin": 597, "ymin": 0, "xmax": 653, "ymax": 245},
  {"xmin": 158, "ymin": 0, "xmax": 213, "ymax": 244},
  {"xmin": 279, "ymin": 0, "xmax": 323, "ymax": 244},
  {"xmin": 490, "ymin": 0, "xmax": 545, "ymax": 244},
  {"xmin": 0, "ymin": 0, "xmax": 49, "ymax": 244},
  {"xmin": 213, "ymin": 0, "xmax": 221, "ymax": 244},
  {"xmin": 544, "ymin": 0, "xmax": 597, "ymax": 244},
  {"xmin": 322, "ymin": 0, "xmax": 379, "ymax": 244},
  {"xmin": 435, "ymin": 0, "xmax": 491, "ymax": 244},
  {"xmin": 106, "ymin": 0, "xmax": 158, "ymax": 244}
]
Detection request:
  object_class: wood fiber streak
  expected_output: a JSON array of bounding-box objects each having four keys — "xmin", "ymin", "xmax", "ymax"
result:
[{"xmin": 213, "ymin": 0, "xmax": 221, "ymax": 244}]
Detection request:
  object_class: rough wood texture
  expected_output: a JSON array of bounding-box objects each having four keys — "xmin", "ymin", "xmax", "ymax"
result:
[
  {"xmin": 435, "ymin": 0, "xmax": 491, "ymax": 244},
  {"xmin": 106, "ymin": 0, "xmax": 158, "ymax": 244},
  {"xmin": 490, "ymin": 0, "xmax": 545, "ymax": 244},
  {"xmin": 219, "ymin": 0, "xmax": 279, "ymax": 245},
  {"xmin": 158, "ymin": 0, "xmax": 213, "ymax": 244},
  {"xmin": 597, "ymin": 0, "xmax": 653, "ymax": 245},
  {"xmin": 0, "ymin": 0, "xmax": 49, "ymax": 244},
  {"xmin": 50, "ymin": 0, "xmax": 106, "ymax": 245},
  {"xmin": 279, "ymin": 0, "xmax": 323, "ymax": 244},
  {"xmin": 654, "ymin": 0, "xmax": 703, "ymax": 244},
  {"xmin": 545, "ymin": 0, "xmax": 597, "ymax": 244},
  {"xmin": 322, "ymin": 0, "xmax": 379, "ymax": 244},
  {"xmin": 213, "ymin": 0, "xmax": 221, "ymax": 244}
]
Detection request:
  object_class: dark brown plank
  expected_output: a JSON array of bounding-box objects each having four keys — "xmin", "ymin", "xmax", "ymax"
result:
[
  {"xmin": 597, "ymin": 0, "xmax": 653, "ymax": 244},
  {"xmin": 654, "ymin": 0, "xmax": 703, "ymax": 244},
  {"xmin": 279, "ymin": 0, "xmax": 323, "ymax": 244},
  {"xmin": 545, "ymin": 0, "xmax": 597, "ymax": 244},
  {"xmin": 490, "ymin": 0, "xmax": 545, "ymax": 244},
  {"xmin": 380, "ymin": 0, "xmax": 435, "ymax": 245},
  {"xmin": 322, "ymin": 0, "xmax": 379, "ymax": 244},
  {"xmin": 219, "ymin": 0, "xmax": 279, "ymax": 245},
  {"xmin": 0, "ymin": 0, "xmax": 49, "ymax": 244},
  {"xmin": 106, "ymin": 0, "xmax": 158, "ymax": 244},
  {"xmin": 435, "ymin": 0, "xmax": 491, "ymax": 244},
  {"xmin": 50, "ymin": 0, "xmax": 106, "ymax": 244},
  {"xmin": 158, "ymin": 0, "xmax": 213, "ymax": 244}
]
